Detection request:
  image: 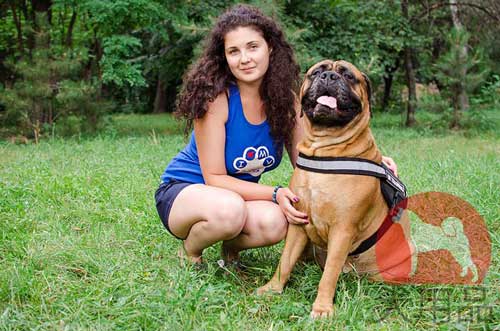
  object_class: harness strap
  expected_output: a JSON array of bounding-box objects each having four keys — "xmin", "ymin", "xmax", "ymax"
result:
[
  {"xmin": 296, "ymin": 153, "xmax": 408, "ymax": 257},
  {"xmin": 297, "ymin": 153, "xmax": 407, "ymax": 198},
  {"xmin": 348, "ymin": 209, "xmax": 393, "ymax": 256},
  {"xmin": 297, "ymin": 154, "xmax": 386, "ymax": 177}
]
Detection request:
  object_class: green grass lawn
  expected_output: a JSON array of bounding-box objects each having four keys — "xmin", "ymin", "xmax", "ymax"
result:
[{"xmin": 1, "ymin": 113, "xmax": 499, "ymax": 330}]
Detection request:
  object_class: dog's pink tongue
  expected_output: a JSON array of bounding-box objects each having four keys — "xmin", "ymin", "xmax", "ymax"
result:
[{"xmin": 317, "ymin": 96, "xmax": 337, "ymax": 108}]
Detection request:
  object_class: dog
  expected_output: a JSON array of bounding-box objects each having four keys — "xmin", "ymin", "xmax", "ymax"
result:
[
  {"xmin": 257, "ymin": 59, "xmax": 387, "ymax": 318},
  {"xmin": 255, "ymin": 60, "xmax": 488, "ymax": 318}
]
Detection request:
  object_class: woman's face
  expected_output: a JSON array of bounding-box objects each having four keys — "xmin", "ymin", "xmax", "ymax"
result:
[{"xmin": 224, "ymin": 26, "xmax": 271, "ymax": 86}]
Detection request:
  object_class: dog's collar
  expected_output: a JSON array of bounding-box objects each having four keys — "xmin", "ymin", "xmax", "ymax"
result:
[
  {"xmin": 296, "ymin": 152, "xmax": 408, "ymax": 257},
  {"xmin": 296, "ymin": 153, "xmax": 406, "ymax": 196}
]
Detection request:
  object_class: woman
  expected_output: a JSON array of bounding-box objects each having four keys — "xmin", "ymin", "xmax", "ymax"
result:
[{"xmin": 155, "ymin": 4, "xmax": 396, "ymax": 267}]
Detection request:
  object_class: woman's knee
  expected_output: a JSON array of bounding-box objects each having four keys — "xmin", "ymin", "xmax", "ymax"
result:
[
  {"xmin": 210, "ymin": 192, "xmax": 246, "ymax": 238},
  {"xmin": 257, "ymin": 207, "xmax": 287, "ymax": 244}
]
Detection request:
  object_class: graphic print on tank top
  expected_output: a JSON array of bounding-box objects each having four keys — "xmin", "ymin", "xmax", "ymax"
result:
[{"xmin": 232, "ymin": 146, "xmax": 275, "ymax": 177}]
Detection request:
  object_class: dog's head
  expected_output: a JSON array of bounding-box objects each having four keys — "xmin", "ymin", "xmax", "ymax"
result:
[{"xmin": 300, "ymin": 60, "xmax": 371, "ymax": 127}]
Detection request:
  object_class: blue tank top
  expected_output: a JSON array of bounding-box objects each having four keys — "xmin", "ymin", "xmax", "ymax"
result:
[{"xmin": 161, "ymin": 84, "xmax": 283, "ymax": 184}]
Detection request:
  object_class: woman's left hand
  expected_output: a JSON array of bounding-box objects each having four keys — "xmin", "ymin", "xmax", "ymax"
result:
[
  {"xmin": 275, "ymin": 187, "xmax": 309, "ymax": 225},
  {"xmin": 381, "ymin": 156, "xmax": 398, "ymax": 177}
]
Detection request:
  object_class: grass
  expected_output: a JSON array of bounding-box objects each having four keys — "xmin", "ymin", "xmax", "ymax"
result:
[{"xmin": 0, "ymin": 112, "xmax": 499, "ymax": 330}]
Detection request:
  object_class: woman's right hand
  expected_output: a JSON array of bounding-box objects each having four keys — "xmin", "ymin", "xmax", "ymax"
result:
[{"xmin": 276, "ymin": 187, "xmax": 309, "ymax": 225}]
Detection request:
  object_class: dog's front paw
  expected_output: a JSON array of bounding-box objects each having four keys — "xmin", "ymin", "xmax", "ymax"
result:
[
  {"xmin": 310, "ymin": 301, "xmax": 334, "ymax": 319},
  {"xmin": 255, "ymin": 280, "xmax": 284, "ymax": 296}
]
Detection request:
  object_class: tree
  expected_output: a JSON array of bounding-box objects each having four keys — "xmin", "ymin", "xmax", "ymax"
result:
[
  {"xmin": 1, "ymin": 0, "xmax": 498, "ymax": 137},
  {"xmin": 147, "ymin": 0, "xmax": 229, "ymax": 113},
  {"xmin": 449, "ymin": 0, "xmax": 469, "ymax": 117},
  {"xmin": 0, "ymin": 12, "xmax": 105, "ymax": 141},
  {"xmin": 435, "ymin": 28, "xmax": 487, "ymax": 128},
  {"xmin": 401, "ymin": 0, "xmax": 417, "ymax": 127}
]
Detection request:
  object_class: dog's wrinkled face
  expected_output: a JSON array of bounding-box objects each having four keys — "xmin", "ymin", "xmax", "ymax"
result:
[{"xmin": 301, "ymin": 60, "xmax": 371, "ymax": 127}]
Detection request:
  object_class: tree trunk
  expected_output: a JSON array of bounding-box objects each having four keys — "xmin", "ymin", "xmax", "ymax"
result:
[
  {"xmin": 401, "ymin": 0, "xmax": 417, "ymax": 126},
  {"xmin": 403, "ymin": 48, "xmax": 417, "ymax": 127},
  {"xmin": 153, "ymin": 76, "xmax": 167, "ymax": 113},
  {"xmin": 166, "ymin": 83, "xmax": 179, "ymax": 113},
  {"xmin": 19, "ymin": 0, "xmax": 35, "ymax": 57},
  {"xmin": 381, "ymin": 59, "xmax": 399, "ymax": 112},
  {"xmin": 94, "ymin": 36, "xmax": 103, "ymax": 79},
  {"xmin": 20, "ymin": 0, "xmax": 29, "ymax": 19},
  {"xmin": 10, "ymin": 4, "xmax": 24, "ymax": 53},
  {"xmin": 449, "ymin": 0, "xmax": 469, "ymax": 129},
  {"xmin": 30, "ymin": 0, "xmax": 53, "ymax": 129},
  {"xmin": 382, "ymin": 74, "xmax": 393, "ymax": 112},
  {"xmin": 65, "ymin": 10, "xmax": 77, "ymax": 48},
  {"xmin": 32, "ymin": 0, "xmax": 52, "ymax": 22},
  {"xmin": 32, "ymin": 0, "xmax": 52, "ymax": 47}
]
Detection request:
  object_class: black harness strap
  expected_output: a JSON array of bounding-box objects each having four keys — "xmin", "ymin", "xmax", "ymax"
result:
[
  {"xmin": 347, "ymin": 207, "xmax": 399, "ymax": 256},
  {"xmin": 296, "ymin": 153, "xmax": 408, "ymax": 257}
]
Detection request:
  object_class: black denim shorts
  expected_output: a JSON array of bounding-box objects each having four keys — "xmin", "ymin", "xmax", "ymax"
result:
[{"xmin": 154, "ymin": 180, "xmax": 193, "ymax": 240}]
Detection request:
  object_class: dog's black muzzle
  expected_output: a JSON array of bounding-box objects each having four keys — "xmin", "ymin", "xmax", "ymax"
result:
[{"xmin": 302, "ymin": 70, "xmax": 362, "ymax": 127}]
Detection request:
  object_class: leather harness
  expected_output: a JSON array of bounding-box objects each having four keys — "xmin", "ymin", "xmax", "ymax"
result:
[{"xmin": 296, "ymin": 153, "xmax": 408, "ymax": 256}]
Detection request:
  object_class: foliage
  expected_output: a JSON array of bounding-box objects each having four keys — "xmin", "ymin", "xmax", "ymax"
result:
[
  {"xmin": 0, "ymin": 0, "xmax": 498, "ymax": 139},
  {"xmin": 417, "ymin": 93, "xmax": 451, "ymax": 114},
  {"xmin": 284, "ymin": 1, "xmax": 424, "ymax": 79},
  {"xmin": 101, "ymin": 35, "xmax": 146, "ymax": 88},
  {"xmin": 471, "ymin": 74, "xmax": 500, "ymax": 108},
  {"xmin": 436, "ymin": 29, "xmax": 488, "ymax": 95},
  {"xmin": 0, "ymin": 12, "xmax": 105, "ymax": 141},
  {"xmin": 435, "ymin": 28, "xmax": 489, "ymax": 128},
  {"xmin": 79, "ymin": 0, "xmax": 164, "ymax": 35}
]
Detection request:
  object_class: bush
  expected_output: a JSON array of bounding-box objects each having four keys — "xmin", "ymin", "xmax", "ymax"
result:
[
  {"xmin": 418, "ymin": 93, "xmax": 450, "ymax": 114},
  {"xmin": 471, "ymin": 74, "xmax": 500, "ymax": 108},
  {"xmin": 0, "ymin": 13, "xmax": 106, "ymax": 141}
]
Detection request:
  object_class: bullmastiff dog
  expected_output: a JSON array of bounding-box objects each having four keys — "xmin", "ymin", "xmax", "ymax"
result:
[
  {"xmin": 256, "ymin": 60, "xmax": 488, "ymax": 318},
  {"xmin": 256, "ymin": 59, "xmax": 405, "ymax": 318}
]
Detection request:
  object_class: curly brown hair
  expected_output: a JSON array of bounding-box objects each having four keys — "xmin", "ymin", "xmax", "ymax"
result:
[{"xmin": 175, "ymin": 4, "xmax": 300, "ymax": 147}]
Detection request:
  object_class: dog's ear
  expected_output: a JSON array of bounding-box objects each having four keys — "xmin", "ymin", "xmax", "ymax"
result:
[
  {"xmin": 293, "ymin": 91, "xmax": 304, "ymax": 118},
  {"xmin": 299, "ymin": 73, "xmax": 309, "ymax": 118},
  {"xmin": 362, "ymin": 72, "xmax": 372, "ymax": 116}
]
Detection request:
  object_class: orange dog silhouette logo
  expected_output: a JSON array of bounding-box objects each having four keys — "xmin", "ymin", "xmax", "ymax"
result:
[{"xmin": 375, "ymin": 192, "xmax": 491, "ymax": 284}]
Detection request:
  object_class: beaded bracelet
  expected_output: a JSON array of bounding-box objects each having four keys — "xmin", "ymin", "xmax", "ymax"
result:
[{"xmin": 272, "ymin": 185, "xmax": 282, "ymax": 204}]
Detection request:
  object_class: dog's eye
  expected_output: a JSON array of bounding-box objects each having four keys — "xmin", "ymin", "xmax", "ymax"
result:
[
  {"xmin": 311, "ymin": 69, "xmax": 322, "ymax": 78},
  {"xmin": 343, "ymin": 72, "xmax": 354, "ymax": 80}
]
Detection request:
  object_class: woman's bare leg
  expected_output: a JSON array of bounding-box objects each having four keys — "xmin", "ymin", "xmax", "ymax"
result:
[
  {"xmin": 167, "ymin": 184, "xmax": 247, "ymax": 262},
  {"xmin": 222, "ymin": 200, "xmax": 288, "ymax": 261}
]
